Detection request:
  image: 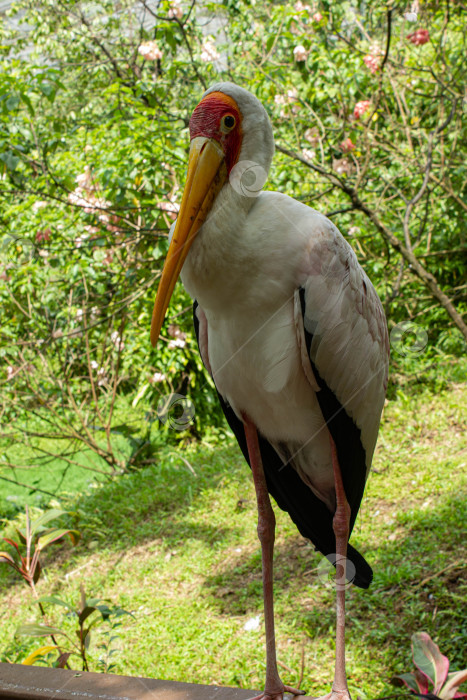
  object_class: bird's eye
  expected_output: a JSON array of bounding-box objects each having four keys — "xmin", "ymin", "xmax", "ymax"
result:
[{"xmin": 221, "ymin": 114, "xmax": 236, "ymax": 132}]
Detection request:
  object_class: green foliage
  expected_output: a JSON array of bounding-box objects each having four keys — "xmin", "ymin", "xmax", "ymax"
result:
[
  {"xmin": 0, "ymin": 506, "xmax": 129, "ymax": 670},
  {"xmin": 0, "ymin": 2, "xmax": 465, "ymax": 482},
  {"xmin": 0, "ymin": 387, "xmax": 465, "ymax": 692},
  {"xmin": 11, "ymin": 588, "xmax": 131, "ymax": 671},
  {"xmin": 0, "ymin": 506, "xmax": 79, "ymax": 588},
  {"xmin": 392, "ymin": 632, "xmax": 467, "ymax": 699}
]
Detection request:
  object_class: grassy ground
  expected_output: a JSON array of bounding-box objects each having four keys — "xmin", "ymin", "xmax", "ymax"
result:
[{"xmin": 0, "ymin": 384, "xmax": 466, "ymax": 698}]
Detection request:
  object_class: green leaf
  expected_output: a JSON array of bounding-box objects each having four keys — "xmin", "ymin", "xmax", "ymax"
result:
[
  {"xmin": 0, "ymin": 152, "xmax": 20, "ymax": 171},
  {"xmin": 6, "ymin": 94, "xmax": 20, "ymax": 111},
  {"xmin": 33, "ymin": 558, "xmax": 42, "ymax": 585},
  {"xmin": 0, "ymin": 551, "xmax": 19, "ymax": 569},
  {"xmin": 39, "ymin": 82, "xmax": 55, "ymax": 101},
  {"xmin": 78, "ymin": 606, "xmax": 98, "ymax": 626},
  {"xmin": 37, "ymin": 595, "xmax": 75, "ymax": 612},
  {"xmin": 36, "ymin": 528, "xmax": 80, "ymax": 550},
  {"xmin": 16, "ymin": 623, "xmax": 63, "ymax": 638},
  {"xmin": 412, "ymin": 632, "xmax": 450, "ymax": 693},
  {"xmin": 20, "ymin": 92, "xmax": 35, "ymax": 116},
  {"xmin": 29, "ymin": 509, "xmax": 68, "ymax": 537},
  {"xmin": 132, "ymin": 383, "xmax": 150, "ymax": 408},
  {"xmin": 392, "ymin": 672, "xmax": 422, "ymax": 692}
]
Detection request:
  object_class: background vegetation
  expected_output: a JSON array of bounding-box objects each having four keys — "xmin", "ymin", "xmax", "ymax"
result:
[{"xmin": 0, "ymin": 0, "xmax": 465, "ymax": 696}]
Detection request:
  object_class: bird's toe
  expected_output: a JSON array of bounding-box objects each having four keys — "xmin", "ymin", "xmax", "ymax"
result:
[{"xmin": 312, "ymin": 690, "xmax": 352, "ymax": 700}]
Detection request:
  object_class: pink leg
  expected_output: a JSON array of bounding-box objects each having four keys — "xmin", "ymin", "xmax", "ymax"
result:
[
  {"xmin": 317, "ymin": 434, "xmax": 352, "ymax": 700},
  {"xmin": 243, "ymin": 414, "xmax": 304, "ymax": 700}
]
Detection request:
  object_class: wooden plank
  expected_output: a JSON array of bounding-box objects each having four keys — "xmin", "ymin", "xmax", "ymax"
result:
[{"xmin": 0, "ymin": 663, "xmax": 314, "ymax": 699}]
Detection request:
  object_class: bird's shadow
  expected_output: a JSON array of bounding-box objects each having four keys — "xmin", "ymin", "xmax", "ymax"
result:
[{"xmin": 200, "ymin": 491, "xmax": 467, "ymax": 658}]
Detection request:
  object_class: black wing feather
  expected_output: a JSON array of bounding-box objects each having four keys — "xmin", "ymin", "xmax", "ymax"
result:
[{"xmin": 298, "ymin": 288, "xmax": 368, "ymax": 535}]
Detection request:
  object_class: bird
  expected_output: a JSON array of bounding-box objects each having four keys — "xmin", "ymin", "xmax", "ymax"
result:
[{"xmin": 150, "ymin": 82, "xmax": 389, "ymax": 700}]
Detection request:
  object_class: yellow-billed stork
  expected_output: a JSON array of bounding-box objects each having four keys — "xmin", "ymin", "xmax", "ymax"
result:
[{"xmin": 150, "ymin": 83, "xmax": 389, "ymax": 700}]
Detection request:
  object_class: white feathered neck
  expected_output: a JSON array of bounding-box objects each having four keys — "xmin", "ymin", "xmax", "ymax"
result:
[{"xmin": 181, "ymin": 83, "xmax": 276, "ymax": 308}]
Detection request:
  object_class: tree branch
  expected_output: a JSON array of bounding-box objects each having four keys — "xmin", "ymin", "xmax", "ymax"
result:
[{"xmin": 277, "ymin": 144, "xmax": 467, "ymax": 342}]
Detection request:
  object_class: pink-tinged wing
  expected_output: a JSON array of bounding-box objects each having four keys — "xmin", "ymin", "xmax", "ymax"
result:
[{"xmin": 299, "ymin": 220, "xmax": 389, "ymax": 472}]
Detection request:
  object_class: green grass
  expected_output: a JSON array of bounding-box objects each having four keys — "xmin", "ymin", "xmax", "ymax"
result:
[
  {"xmin": 0, "ymin": 399, "xmax": 159, "ymax": 520},
  {"xmin": 0, "ymin": 384, "xmax": 466, "ymax": 697},
  {"xmin": 0, "ymin": 445, "xmax": 112, "ymax": 519}
]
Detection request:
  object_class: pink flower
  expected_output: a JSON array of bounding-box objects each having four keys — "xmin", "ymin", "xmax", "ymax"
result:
[
  {"xmin": 168, "ymin": 337, "xmax": 186, "ymax": 349},
  {"xmin": 305, "ymin": 127, "xmax": 320, "ymax": 145},
  {"xmin": 274, "ymin": 89, "xmax": 299, "ymax": 117},
  {"xmin": 68, "ymin": 188, "xmax": 105, "ymax": 214},
  {"xmin": 75, "ymin": 235, "xmax": 88, "ymax": 248},
  {"xmin": 340, "ymin": 138, "xmax": 355, "ymax": 153},
  {"xmin": 35, "ymin": 228, "xmax": 51, "ymax": 243},
  {"xmin": 293, "ymin": 45, "xmax": 307, "ymax": 62},
  {"xmin": 97, "ymin": 367, "xmax": 108, "ymax": 386},
  {"xmin": 75, "ymin": 166, "xmax": 92, "ymax": 189},
  {"xmin": 312, "ymin": 12, "xmax": 323, "ymax": 22},
  {"xmin": 32, "ymin": 200, "xmax": 47, "ymax": 213},
  {"xmin": 160, "ymin": 200, "xmax": 179, "ymax": 221},
  {"xmin": 332, "ymin": 158, "xmax": 353, "ymax": 175},
  {"xmin": 102, "ymin": 250, "xmax": 114, "ymax": 266},
  {"xmin": 200, "ymin": 40, "xmax": 220, "ymax": 63},
  {"xmin": 292, "ymin": 1, "xmax": 311, "ymax": 21},
  {"xmin": 168, "ymin": 1, "xmax": 183, "ymax": 19},
  {"xmin": 111, "ymin": 331, "xmax": 124, "ymax": 351},
  {"xmin": 168, "ymin": 325, "xmax": 187, "ymax": 340},
  {"xmin": 293, "ymin": 1, "xmax": 310, "ymax": 12},
  {"xmin": 138, "ymin": 41, "xmax": 163, "ymax": 61},
  {"xmin": 407, "ymin": 29, "xmax": 429, "ymax": 45},
  {"xmin": 364, "ymin": 54, "xmax": 380, "ymax": 74},
  {"xmin": 84, "ymin": 225, "xmax": 99, "ymax": 235},
  {"xmin": 353, "ymin": 100, "xmax": 371, "ymax": 119}
]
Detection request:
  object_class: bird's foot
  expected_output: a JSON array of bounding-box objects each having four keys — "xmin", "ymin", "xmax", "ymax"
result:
[
  {"xmin": 249, "ymin": 684, "xmax": 305, "ymax": 700},
  {"xmin": 313, "ymin": 688, "xmax": 352, "ymax": 700}
]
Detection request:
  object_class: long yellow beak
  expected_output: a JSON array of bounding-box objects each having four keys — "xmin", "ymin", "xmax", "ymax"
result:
[{"xmin": 150, "ymin": 136, "xmax": 227, "ymax": 347}]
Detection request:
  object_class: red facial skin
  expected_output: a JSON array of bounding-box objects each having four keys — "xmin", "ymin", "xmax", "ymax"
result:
[{"xmin": 189, "ymin": 92, "xmax": 243, "ymax": 174}]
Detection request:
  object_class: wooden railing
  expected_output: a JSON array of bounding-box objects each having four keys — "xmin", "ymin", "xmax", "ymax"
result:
[{"xmin": 0, "ymin": 663, "xmax": 313, "ymax": 699}]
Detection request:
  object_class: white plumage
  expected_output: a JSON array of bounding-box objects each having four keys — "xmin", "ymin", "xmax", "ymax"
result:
[
  {"xmin": 151, "ymin": 81, "xmax": 389, "ymax": 700},
  {"xmin": 183, "ymin": 184, "xmax": 388, "ymax": 504}
]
